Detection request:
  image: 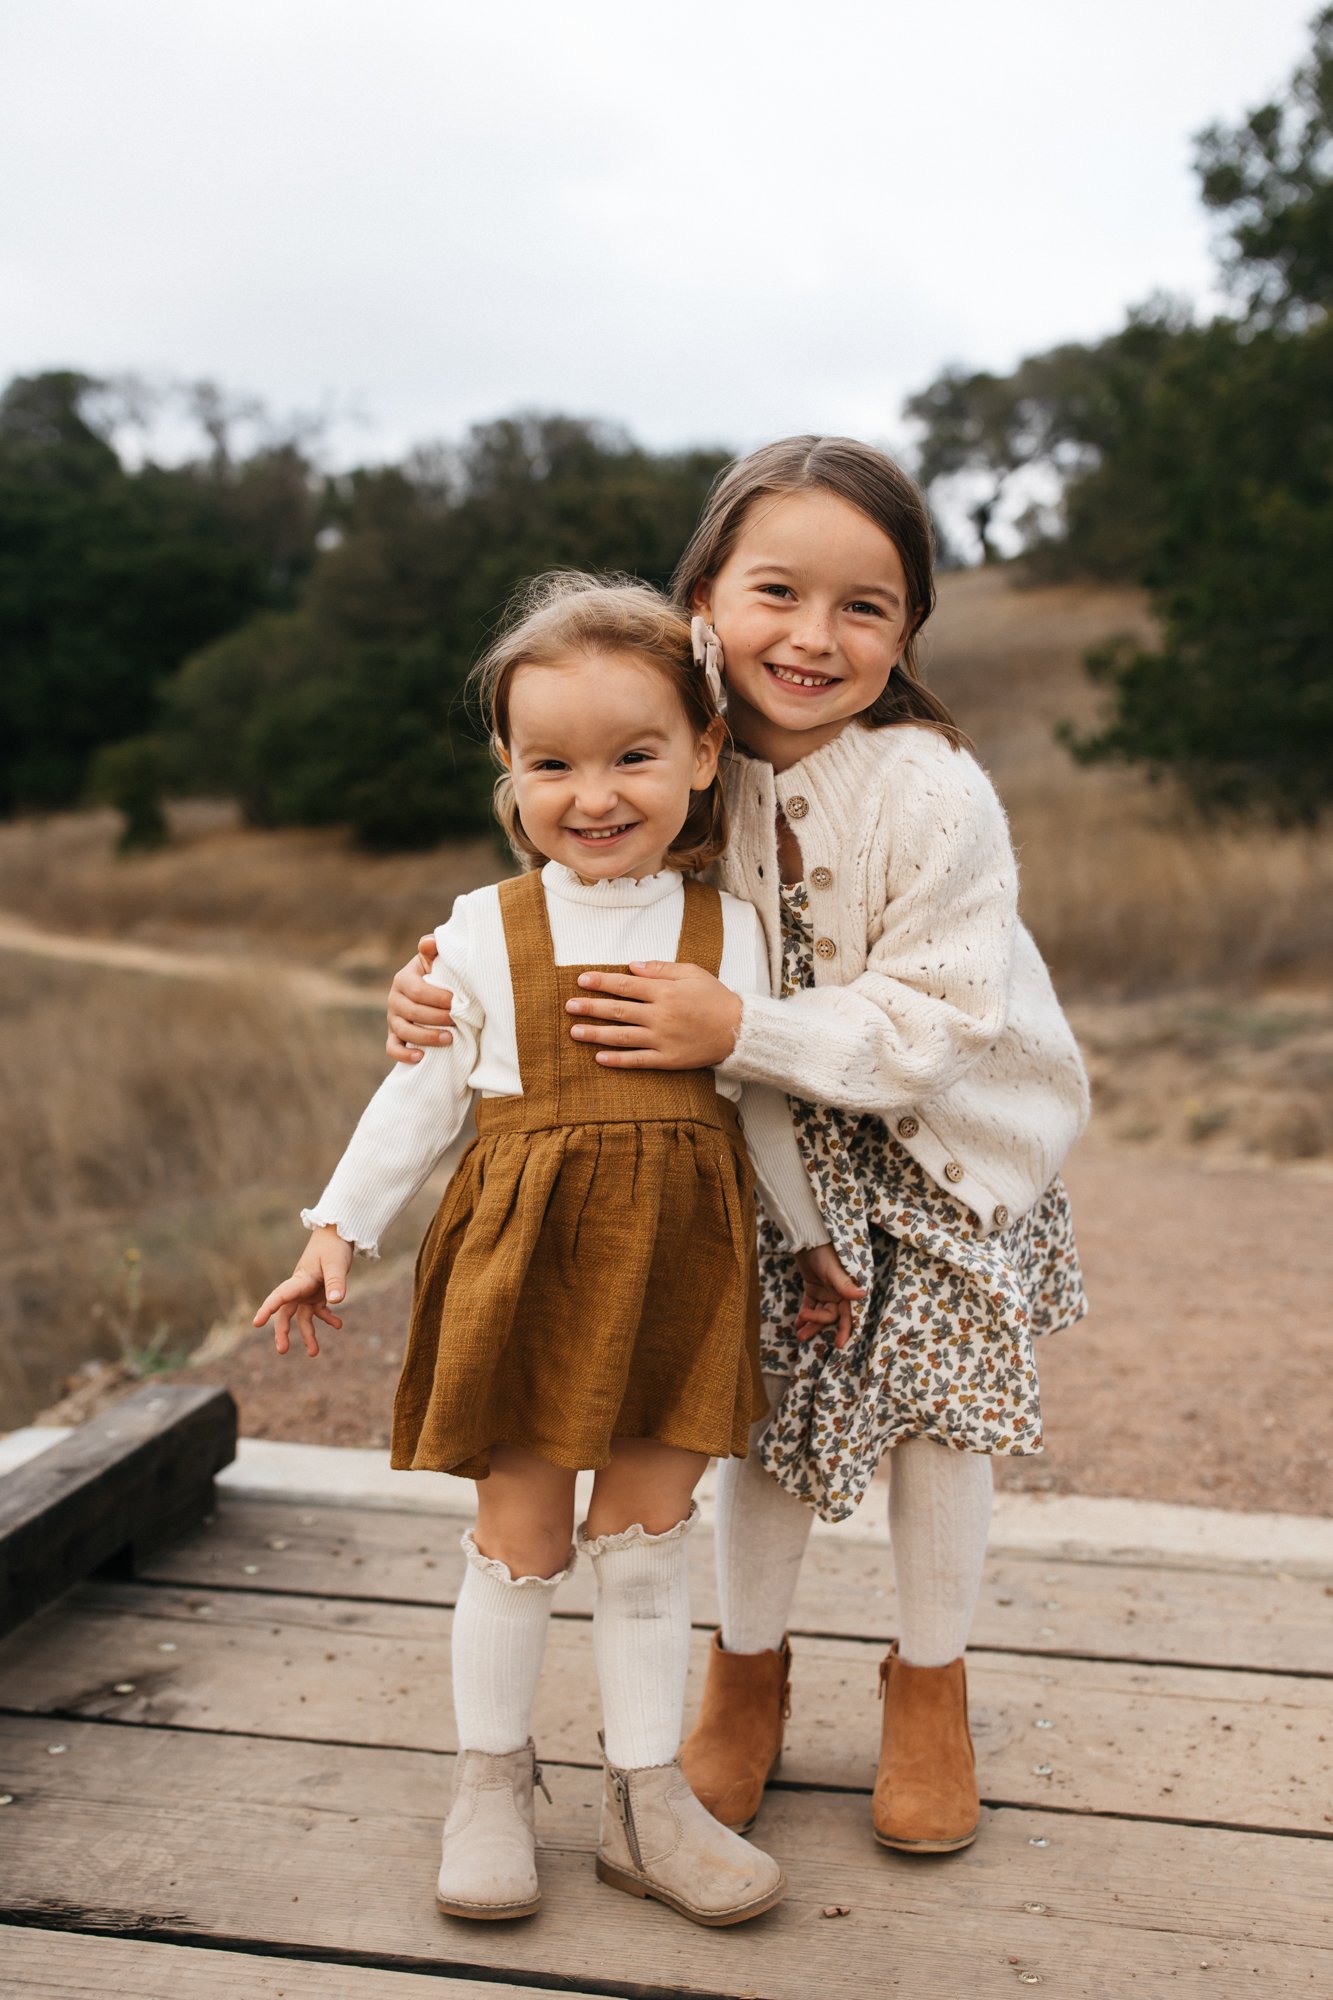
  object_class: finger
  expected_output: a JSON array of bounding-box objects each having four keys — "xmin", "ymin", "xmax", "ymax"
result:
[
  {"xmin": 593, "ymin": 1048, "xmax": 674, "ymax": 1069},
  {"xmin": 387, "ymin": 1032, "xmax": 425, "ymax": 1064},
  {"xmin": 272, "ymin": 1305, "xmax": 292, "ymax": 1353},
  {"xmin": 253, "ymin": 1277, "xmax": 306, "ymax": 1326},
  {"xmin": 402, "ymin": 989, "xmax": 455, "ymax": 1025},
  {"xmin": 313, "ymin": 1305, "xmax": 344, "ymax": 1331},
  {"xmin": 320, "ymin": 1254, "xmax": 347, "ymax": 1307},
  {"xmin": 416, "ymin": 936, "xmax": 439, "ymax": 962},
  {"xmin": 569, "ymin": 1021, "xmax": 654, "ymax": 1048},
  {"xmin": 573, "ymin": 972, "xmax": 666, "ymax": 1002},
  {"xmin": 296, "ymin": 1304, "xmax": 321, "ymax": 1358},
  {"xmin": 566, "ymin": 993, "xmax": 649, "ymax": 1022}
]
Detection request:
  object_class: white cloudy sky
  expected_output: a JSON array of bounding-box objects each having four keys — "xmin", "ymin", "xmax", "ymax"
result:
[{"xmin": 0, "ymin": 1, "xmax": 1316, "ymax": 466}]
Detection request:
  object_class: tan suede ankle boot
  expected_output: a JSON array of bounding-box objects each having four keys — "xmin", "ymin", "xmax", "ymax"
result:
[
  {"xmin": 596, "ymin": 1746, "xmax": 786, "ymax": 1926},
  {"xmin": 680, "ymin": 1632, "xmax": 791, "ymax": 1833},
  {"xmin": 872, "ymin": 1642, "xmax": 980, "ymax": 1853},
  {"xmin": 436, "ymin": 1741, "xmax": 546, "ymax": 1919}
]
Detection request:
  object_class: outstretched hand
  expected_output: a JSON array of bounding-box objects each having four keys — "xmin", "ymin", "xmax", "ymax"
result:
[
  {"xmin": 387, "ymin": 934, "xmax": 456, "ymax": 1064},
  {"xmin": 254, "ymin": 1226, "xmax": 354, "ymax": 1357},
  {"xmin": 566, "ymin": 960, "xmax": 743, "ymax": 1069},
  {"xmin": 793, "ymin": 1241, "xmax": 866, "ymax": 1350}
]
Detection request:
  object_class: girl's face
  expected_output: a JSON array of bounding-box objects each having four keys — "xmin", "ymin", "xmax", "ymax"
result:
[
  {"xmin": 694, "ymin": 488, "xmax": 912, "ymax": 764},
  {"xmin": 502, "ymin": 651, "xmax": 721, "ymax": 882}
]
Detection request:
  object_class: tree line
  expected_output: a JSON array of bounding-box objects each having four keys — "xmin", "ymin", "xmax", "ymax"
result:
[{"xmin": 2, "ymin": 8, "xmax": 1328, "ymax": 844}]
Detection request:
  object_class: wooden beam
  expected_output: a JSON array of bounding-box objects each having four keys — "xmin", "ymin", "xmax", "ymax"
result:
[{"xmin": 0, "ymin": 1386, "xmax": 236, "ymax": 1638}]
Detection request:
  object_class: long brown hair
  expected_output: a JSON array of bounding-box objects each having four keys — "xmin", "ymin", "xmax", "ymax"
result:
[
  {"xmin": 672, "ymin": 435, "xmax": 967, "ymax": 746},
  {"xmin": 469, "ymin": 572, "xmax": 729, "ymax": 873}
]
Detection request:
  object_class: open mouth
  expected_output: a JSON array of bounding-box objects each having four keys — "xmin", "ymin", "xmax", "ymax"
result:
[
  {"xmin": 765, "ymin": 662, "xmax": 840, "ymax": 691},
  {"xmin": 566, "ymin": 823, "xmax": 638, "ymax": 844}
]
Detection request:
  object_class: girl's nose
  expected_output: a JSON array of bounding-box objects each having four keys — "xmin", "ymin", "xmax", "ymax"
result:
[
  {"xmin": 791, "ymin": 607, "xmax": 836, "ymax": 654},
  {"xmin": 575, "ymin": 783, "xmax": 620, "ymax": 818}
]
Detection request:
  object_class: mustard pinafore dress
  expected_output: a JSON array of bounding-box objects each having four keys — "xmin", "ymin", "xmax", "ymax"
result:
[{"xmin": 391, "ymin": 869, "xmax": 767, "ymax": 1479}]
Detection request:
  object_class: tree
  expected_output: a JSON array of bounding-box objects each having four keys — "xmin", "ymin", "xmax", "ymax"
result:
[
  {"xmin": 162, "ymin": 415, "xmax": 730, "ymax": 848},
  {"xmin": 1196, "ymin": 5, "xmax": 1333, "ymax": 326}
]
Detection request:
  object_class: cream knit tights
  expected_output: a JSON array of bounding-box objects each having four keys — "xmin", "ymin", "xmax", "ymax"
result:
[
  {"xmin": 581, "ymin": 1506, "xmax": 696, "ymax": 1770},
  {"xmin": 715, "ymin": 1375, "xmax": 992, "ymax": 1667},
  {"xmin": 450, "ymin": 1530, "xmax": 573, "ymax": 1753}
]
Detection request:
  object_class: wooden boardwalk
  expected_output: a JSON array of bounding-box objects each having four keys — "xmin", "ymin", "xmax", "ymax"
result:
[{"xmin": 1, "ymin": 1457, "xmax": 1330, "ymax": 1997}]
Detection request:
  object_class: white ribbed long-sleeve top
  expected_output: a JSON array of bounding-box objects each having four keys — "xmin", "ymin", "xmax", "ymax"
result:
[{"xmin": 303, "ymin": 861, "xmax": 826, "ymax": 1259}]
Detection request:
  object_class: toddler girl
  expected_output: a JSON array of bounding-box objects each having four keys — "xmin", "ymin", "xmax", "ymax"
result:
[
  {"xmin": 257, "ymin": 575, "xmax": 853, "ymax": 1926},
  {"xmin": 387, "ymin": 442, "xmax": 1090, "ymax": 1858}
]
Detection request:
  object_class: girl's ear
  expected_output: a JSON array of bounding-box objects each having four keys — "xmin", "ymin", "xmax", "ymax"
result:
[
  {"xmin": 690, "ymin": 580, "xmax": 715, "ymax": 624},
  {"xmin": 691, "ymin": 715, "xmax": 725, "ymax": 791},
  {"xmin": 494, "ymin": 737, "xmax": 512, "ymax": 770}
]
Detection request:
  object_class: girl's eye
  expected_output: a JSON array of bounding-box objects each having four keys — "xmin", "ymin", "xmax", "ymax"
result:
[
  {"xmin": 619, "ymin": 751, "xmax": 653, "ymax": 766},
  {"xmin": 531, "ymin": 759, "xmax": 568, "ymax": 772},
  {"xmin": 848, "ymin": 600, "xmax": 886, "ymax": 617},
  {"xmin": 757, "ymin": 583, "xmax": 795, "ymax": 600}
]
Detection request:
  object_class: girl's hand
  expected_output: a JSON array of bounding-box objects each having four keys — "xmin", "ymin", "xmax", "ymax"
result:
[
  {"xmin": 567, "ymin": 962, "xmax": 743, "ymax": 1069},
  {"xmin": 387, "ymin": 935, "xmax": 455, "ymax": 1064},
  {"xmin": 254, "ymin": 1227, "xmax": 354, "ymax": 1357},
  {"xmin": 793, "ymin": 1242, "xmax": 866, "ymax": 1351}
]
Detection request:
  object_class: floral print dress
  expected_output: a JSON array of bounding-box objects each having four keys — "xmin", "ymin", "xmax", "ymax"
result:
[{"xmin": 755, "ymin": 880, "xmax": 1087, "ymax": 1523}]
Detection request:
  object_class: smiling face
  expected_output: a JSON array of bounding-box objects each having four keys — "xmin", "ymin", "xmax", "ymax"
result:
[
  {"xmin": 694, "ymin": 487, "xmax": 913, "ymax": 768},
  {"xmin": 501, "ymin": 650, "xmax": 722, "ymax": 882}
]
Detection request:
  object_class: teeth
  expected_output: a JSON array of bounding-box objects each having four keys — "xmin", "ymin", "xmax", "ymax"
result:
[
  {"xmin": 572, "ymin": 826, "xmax": 630, "ymax": 840},
  {"xmin": 770, "ymin": 663, "xmax": 836, "ymax": 689}
]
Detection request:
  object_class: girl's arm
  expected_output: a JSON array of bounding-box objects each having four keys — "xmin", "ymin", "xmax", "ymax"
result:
[
  {"xmin": 304, "ymin": 902, "xmax": 485, "ymax": 1258},
  {"xmin": 569, "ymin": 749, "xmax": 1018, "ymax": 1115}
]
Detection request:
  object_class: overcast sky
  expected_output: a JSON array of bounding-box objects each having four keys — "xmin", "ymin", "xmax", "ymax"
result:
[{"xmin": 1, "ymin": 1, "xmax": 1316, "ymax": 470}]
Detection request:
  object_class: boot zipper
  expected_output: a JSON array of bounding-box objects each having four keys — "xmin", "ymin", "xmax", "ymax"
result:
[
  {"xmin": 878, "ymin": 1656, "xmax": 890, "ymax": 1700},
  {"xmin": 612, "ymin": 1769, "xmax": 644, "ymax": 1871},
  {"xmin": 533, "ymin": 1761, "xmax": 552, "ymax": 1805}
]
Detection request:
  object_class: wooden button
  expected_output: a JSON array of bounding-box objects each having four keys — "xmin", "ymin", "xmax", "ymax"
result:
[
  {"xmin": 814, "ymin": 936, "xmax": 837, "ymax": 959},
  {"xmin": 896, "ymin": 1116, "xmax": 919, "ymax": 1139},
  {"xmin": 944, "ymin": 1161, "xmax": 965, "ymax": 1184},
  {"xmin": 993, "ymin": 1204, "xmax": 1010, "ymax": 1228},
  {"xmin": 811, "ymin": 866, "xmax": 832, "ymax": 889},
  {"xmin": 785, "ymin": 794, "xmax": 810, "ymax": 820}
]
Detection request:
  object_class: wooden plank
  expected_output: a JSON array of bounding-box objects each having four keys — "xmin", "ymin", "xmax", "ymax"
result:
[
  {"xmin": 0, "ymin": 1716, "xmax": 1328, "ymax": 1998},
  {"xmin": 2, "ymin": 1580, "xmax": 1330, "ymax": 1835},
  {"xmin": 0, "ymin": 1925, "xmax": 602, "ymax": 1999},
  {"xmin": 0, "ymin": 1387, "xmax": 236, "ymax": 1638},
  {"xmin": 140, "ymin": 1493, "xmax": 1333, "ymax": 1674}
]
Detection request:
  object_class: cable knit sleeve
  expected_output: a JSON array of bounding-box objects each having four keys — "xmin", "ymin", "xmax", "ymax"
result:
[
  {"xmin": 300, "ymin": 898, "xmax": 485, "ymax": 1257},
  {"xmin": 724, "ymin": 743, "xmax": 1018, "ymax": 1116},
  {"xmin": 723, "ymin": 899, "xmax": 828, "ymax": 1251}
]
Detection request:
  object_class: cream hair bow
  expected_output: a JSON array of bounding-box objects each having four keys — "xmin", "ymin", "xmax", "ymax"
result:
[{"xmin": 690, "ymin": 616, "xmax": 726, "ymax": 710}]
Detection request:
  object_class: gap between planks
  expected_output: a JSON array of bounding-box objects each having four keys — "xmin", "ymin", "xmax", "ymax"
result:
[
  {"xmin": 137, "ymin": 1494, "xmax": 1333, "ymax": 1677},
  {"xmin": 1, "ymin": 1716, "xmax": 1330, "ymax": 2000},
  {"xmin": 1, "ymin": 1577, "xmax": 1330, "ymax": 1837}
]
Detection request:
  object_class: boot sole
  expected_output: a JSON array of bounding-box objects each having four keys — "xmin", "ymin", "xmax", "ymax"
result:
[
  {"xmin": 595, "ymin": 1856, "xmax": 787, "ymax": 1926},
  {"xmin": 435, "ymin": 1892, "xmax": 541, "ymax": 1920},
  {"xmin": 873, "ymin": 1825, "xmax": 979, "ymax": 1854}
]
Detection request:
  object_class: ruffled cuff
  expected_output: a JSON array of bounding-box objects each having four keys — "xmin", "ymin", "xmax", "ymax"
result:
[{"xmin": 298, "ymin": 1210, "xmax": 380, "ymax": 1260}]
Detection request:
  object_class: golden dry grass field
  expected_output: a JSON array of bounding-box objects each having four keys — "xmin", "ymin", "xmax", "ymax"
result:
[{"xmin": 1, "ymin": 564, "xmax": 1331, "ymax": 1460}]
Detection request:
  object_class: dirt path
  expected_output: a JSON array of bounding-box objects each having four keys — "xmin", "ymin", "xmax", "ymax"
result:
[
  {"xmin": 0, "ymin": 913, "xmax": 379, "ymax": 1010},
  {"xmin": 183, "ymin": 1135, "xmax": 1333, "ymax": 1517}
]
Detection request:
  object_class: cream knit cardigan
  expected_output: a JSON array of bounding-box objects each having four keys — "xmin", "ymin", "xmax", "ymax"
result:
[{"xmin": 713, "ymin": 721, "xmax": 1089, "ymax": 1234}]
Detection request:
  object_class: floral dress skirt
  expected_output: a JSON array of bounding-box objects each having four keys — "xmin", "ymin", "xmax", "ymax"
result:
[{"xmin": 755, "ymin": 881, "xmax": 1087, "ymax": 1522}]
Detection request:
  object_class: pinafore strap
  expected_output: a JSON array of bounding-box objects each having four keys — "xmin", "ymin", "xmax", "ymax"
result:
[{"xmin": 486, "ymin": 870, "xmax": 728, "ymax": 1135}]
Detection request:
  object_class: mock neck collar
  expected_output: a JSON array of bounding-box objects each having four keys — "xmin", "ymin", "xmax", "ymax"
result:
[{"xmin": 540, "ymin": 860, "xmax": 683, "ymax": 908}]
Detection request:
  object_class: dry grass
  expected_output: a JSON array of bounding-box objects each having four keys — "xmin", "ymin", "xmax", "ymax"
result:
[
  {"xmin": 0, "ymin": 956, "xmax": 442, "ymax": 1424},
  {"xmin": 0, "ymin": 806, "xmax": 503, "ymax": 977},
  {"xmin": 925, "ymin": 567, "xmax": 1333, "ymax": 998}
]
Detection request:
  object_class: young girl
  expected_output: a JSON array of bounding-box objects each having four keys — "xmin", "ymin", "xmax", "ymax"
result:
[
  {"xmin": 256, "ymin": 575, "xmax": 856, "ymax": 1928},
  {"xmin": 386, "ymin": 439, "xmax": 1089, "ymax": 1857}
]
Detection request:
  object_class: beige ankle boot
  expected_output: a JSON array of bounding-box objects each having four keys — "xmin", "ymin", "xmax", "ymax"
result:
[
  {"xmin": 436, "ymin": 1740, "xmax": 547, "ymax": 1920},
  {"xmin": 596, "ymin": 1746, "xmax": 786, "ymax": 1927}
]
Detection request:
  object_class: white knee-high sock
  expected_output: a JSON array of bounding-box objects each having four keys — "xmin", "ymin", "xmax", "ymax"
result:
[
  {"xmin": 715, "ymin": 1372, "xmax": 814, "ymax": 1654},
  {"xmin": 888, "ymin": 1438, "xmax": 993, "ymax": 1667},
  {"xmin": 450, "ymin": 1531, "xmax": 572, "ymax": 1754},
  {"xmin": 582, "ymin": 1508, "xmax": 695, "ymax": 1769}
]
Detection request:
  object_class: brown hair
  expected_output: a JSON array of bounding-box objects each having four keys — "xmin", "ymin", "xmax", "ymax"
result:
[
  {"xmin": 470, "ymin": 571, "xmax": 729, "ymax": 873},
  {"xmin": 672, "ymin": 435, "xmax": 968, "ymax": 747}
]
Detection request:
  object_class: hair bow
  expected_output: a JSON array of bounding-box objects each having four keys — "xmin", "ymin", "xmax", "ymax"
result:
[{"xmin": 690, "ymin": 616, "xmax": 726, "ymax": 709}]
